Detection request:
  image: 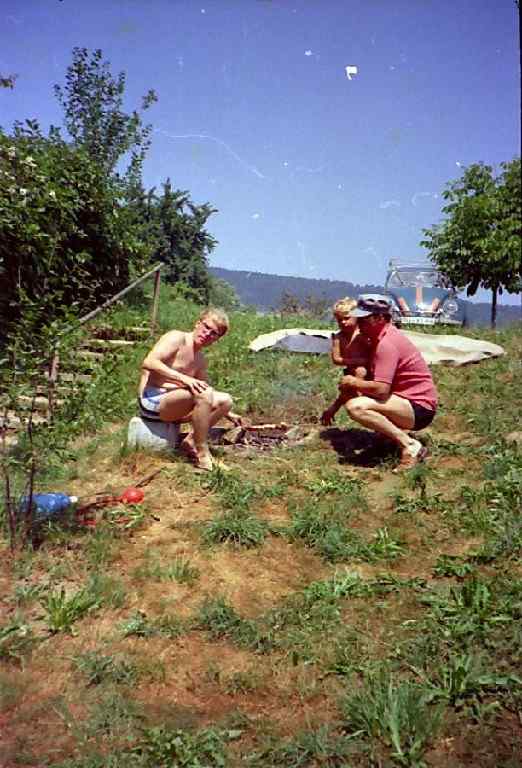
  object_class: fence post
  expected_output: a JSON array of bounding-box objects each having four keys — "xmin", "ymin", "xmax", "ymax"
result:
[
  {"xmin": 47, "ymin": 349, "xmax": 60, "ymax": 420},
  {"xmin": 150, "ymin": 267, "xmax": 161, "ymax": 336}
]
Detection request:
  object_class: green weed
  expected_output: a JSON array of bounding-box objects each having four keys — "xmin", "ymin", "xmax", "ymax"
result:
[
  {"xmin": 287, "ymin": 500, "xmax": 405, "ymax": 562},
  {"xmin": 341, "ymin": 668, "xmax": 444, "ymax": 767},
  {"xmin": 131, "ymin": 725, "xmax": 239, "ymax": 767},
  {"xmin": 134, "ymin": 549, "xmax": 196, "ymax": 581},
  {"xmin": 412, "ymin": 652, "xmax": 521, "ymax": 708},
  {"xmin": 0, "ymin": 620, "xmax": 35, "ymax": 663},
  {"xmin": 41, "ymin": 587, "xmax": 99, "ymax": 634},
  {"xmin": 164, "ymin": 556, "xmax": 200, "ymax": 585},
  {"xmin": 86, "ymin": 572, "xmax": 127, "ymax": 608},
  {"xmin": 304, "ymin": 471, "xmax": 367, "ymax": 505},
  {"xmin": 246, "ymin": 724, "xmax": 354, "ymax": 767},
  {"xmin": 84, "ymin": 690, "xmax": 143, "ymax": 739},
  {"xmin": 154, "ymin": 613, "xmax": 186, "ymax": 638},
  {"xmin": 200, "ymin": 468, "xmax": 258, "ymax": 511},
  {"xmin": 119, "ymin": 611, "xmax": 159, "ymax": 638},
  {"xmin": 194, "ymin": 597, "xmax": 261, "ymax": 649},
  {"xmin": 119, "ymin": 610, "xmax": 185, "ymax": 639},
  {"xmin": 104, "ymin": 503, "xmax": 147, "ymax": 531},
  {"xmin": 201, "ymin": 509, "xmax": 268, "ymax": 548},
  {"xmin": 223, "ymin": 669, "xmax": 261, "ymax": 694},
  {"xmin": 85, "ymin": 527, "xmax": 118, "ymax": 568},
  {"xmin": 12, "ymin": 581, "xmax": 46, "ymax": 605},
  {"xmin": 432, "ymin": 555, "xmax": 475, "ymax": 579},
  {"xmin": 423, "ymin": 577, "xmax": 511, "ymax": 640},
  {"xmin": 73, "ymin": 651, "xmax": 138, "ymax": 686}
]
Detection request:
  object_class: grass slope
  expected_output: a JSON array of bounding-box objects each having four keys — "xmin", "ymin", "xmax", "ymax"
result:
[{"xmin": 1, "ymin": 290, "xmax": 521, "ymax": 767}]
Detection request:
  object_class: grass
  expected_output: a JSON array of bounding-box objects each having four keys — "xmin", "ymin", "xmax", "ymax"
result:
[
  {"xmin": 73, "ymin": 651, "xmax": 138, "ymax": 686},
  {"xmin": 133, "ymin": 550, "xmax": 200, "ymax": 585},
  {"xmin": 341, "ymin": 667, "xmax": 444, "ymax": 767},
  {"xmin": 1, "ymin": 289, "xmax": 521, "ymax": 767},
  {"xmin": 41, "ymin": 587, "xmax": 100, "ymax": 634},
  {"xmin": 0, "ymin": 620, "xmax": 35, "ymax": 663}
]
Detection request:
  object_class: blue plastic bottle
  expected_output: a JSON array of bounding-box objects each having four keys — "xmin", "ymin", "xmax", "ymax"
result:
[{"xmin": 19, "ymin": 493, "xmax": 78, "ymax": 522}]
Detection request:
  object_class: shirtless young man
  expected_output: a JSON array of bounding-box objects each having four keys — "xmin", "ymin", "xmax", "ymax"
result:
[
  {"xmin": 340, "ymin": 294, "xmax": 438, "ymax": 470},
  {"xmin": 139, "ymin": 308, "xmax": 241, "ymax": 470}
]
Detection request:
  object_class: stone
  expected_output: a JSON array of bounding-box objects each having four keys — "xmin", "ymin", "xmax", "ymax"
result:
[
  {"xmin": 285, "ymin": 426, "xmax": 302, "ymax": 441},
  {"xmin": 127, "ymin": 416, "xmax": 180, "ymax": 453},
  {"xmin": 505, "ymin": 431, "xmax": 522, "ymax": 446},
  {"xmin": 222, "ymin": 426, "xmax": 245, "ymax": 444}
]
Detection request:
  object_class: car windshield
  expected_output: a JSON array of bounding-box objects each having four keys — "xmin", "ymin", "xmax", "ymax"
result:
[{"xmin": 387, "ymin": 268, "xmax": 449, "ymax": 289}]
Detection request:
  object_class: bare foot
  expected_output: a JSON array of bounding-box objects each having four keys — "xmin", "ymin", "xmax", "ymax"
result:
[
  {"xmin": 195, "ymin": 447, "xmax": 213, "ymax": 471},
  {"xmin": 179, "ymin": 434, "xmax": 198, "ymax": 460}
]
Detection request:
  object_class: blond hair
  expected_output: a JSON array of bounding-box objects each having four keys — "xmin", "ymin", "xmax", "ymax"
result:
[
  {"xmin": 333, "ymin": 297, "xmax": 357, "ymax": 316},
  {"xmin": 199, "ymin": 307, "xmax": 230, "ymax": 335}
]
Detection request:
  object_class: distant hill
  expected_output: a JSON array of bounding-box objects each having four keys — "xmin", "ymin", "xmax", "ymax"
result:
[{"xmin": 210, "ymin": 266, "xmax": 521, "ymax": 328}]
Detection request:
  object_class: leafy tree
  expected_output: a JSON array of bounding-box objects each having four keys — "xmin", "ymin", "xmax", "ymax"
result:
[
  {"xmin": 0, "ymin": 122, "xmax": 148, "ymax": 342},
  {"xmin": 278, "ymin": 290, "xmax": 331, "ymax": 318},
  {"xmin": 147, "ymin": 179, "xmax": 217, "ymax": 303},
  {"xmin": 54, "ymin": 47, "xmax": 157, "ymax": 182},
  {"xmin": 54, "ymin": 48, "xmax": 216, "ymax": 304},
  {"xmin": 303, "ymin": 293, "xmax": 331, "ymax": 319},
  {"xmin": 208, "ymin": 276, "xmax": 241, "ymax": 311},
  {"xmin": 278, "ymin": 290, "xmax": 303, "ymax": 316},
  {"xmin": 421, "ymin": 159, "xmax": 521, "ymax": 327}
]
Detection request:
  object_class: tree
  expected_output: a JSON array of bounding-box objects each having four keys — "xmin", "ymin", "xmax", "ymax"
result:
[
  {"xmin": 54, "ymin": 47, "xmax": 157, "ymax": 182},
  {"xmin": 0, "ymin": 122, "xmax": 148, "ymax": 342},
  {"xmin": 421, "ymin": 159, "xmax": 521, "ymax": 328},
  {"xmin": 147, "ymin": 179, "xmax": 217, "ymax": 303},
  {"xmin": 208, "ymin": 276, "xmax": 241, "ymax": 311},
  {"xmin": 278, "ymin": 290, "xmax": 303, "ymax": 316}
]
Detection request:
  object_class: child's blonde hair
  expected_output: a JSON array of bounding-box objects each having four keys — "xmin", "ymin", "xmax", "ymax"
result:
[
  {"xmin": 333, "ymin": 297, "xmax": 357, "ymax": 316},
  {"xmin": 199, "ymin": 307, "xmax": 230, "ymax": 335}
]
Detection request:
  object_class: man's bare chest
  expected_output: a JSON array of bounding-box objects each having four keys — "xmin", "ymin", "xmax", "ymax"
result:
[{"xmin": 168, "ymin": 343, "xmax": 202, "ymax": 374}]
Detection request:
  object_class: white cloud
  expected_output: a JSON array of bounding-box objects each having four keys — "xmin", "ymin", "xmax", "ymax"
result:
[
  {"xmin": 252, "ymin": 213, "xmax": 261, "ymax": 220},
  {"xmin": 379, "ymin": 200, "xmax": 400, "ymax": 209},
  {"xmin": 411, "ymin": 192, "xmax": 435, "ymax": 206},
  {"xmin": 304, "ymin": 50, "xmax": 313, "ymax": 57}
]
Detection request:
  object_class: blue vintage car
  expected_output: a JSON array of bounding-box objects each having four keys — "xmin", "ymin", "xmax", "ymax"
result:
[{"xmin": 384, "ymin": 262, "xmax": 465, "ymax": 327}]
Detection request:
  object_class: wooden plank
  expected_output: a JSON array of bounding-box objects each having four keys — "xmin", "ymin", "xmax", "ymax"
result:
[
  {"xmin": 84, "ymin": 339, "xmax": 136, "ymax": 349},
  {"xmin": 16, "ymin": 396, "xmax": 64, "ymax": 411},
  {"xmin": 1, "ymin": 411, "xmax": 48, "ymax": 428},
  {"xmin": 77, "ymin": 350, "xmax": 104, "ymax": 360},
  {"xmin": 43, "ymin": 373, "xmax": 92, "ymax": 382},
  {"xmin": 44, "ymin": 372, "xmax": 92, "ymax": 383}
]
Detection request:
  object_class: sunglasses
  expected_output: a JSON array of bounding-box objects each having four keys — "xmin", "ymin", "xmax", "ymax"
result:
[{"xmin": 360, "ymin": 299, "xmax": 391, "ymax": 311}]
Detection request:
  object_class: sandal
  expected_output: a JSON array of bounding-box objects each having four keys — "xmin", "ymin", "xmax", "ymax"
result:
[{"xmin": 394, "ymin": 443, "xmax": 429, "ymax": 472}]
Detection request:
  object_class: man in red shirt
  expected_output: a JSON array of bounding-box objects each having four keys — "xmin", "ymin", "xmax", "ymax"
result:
[{"xmin": 339, "ymin": 294, "xmax": 438, "ymax": 469}]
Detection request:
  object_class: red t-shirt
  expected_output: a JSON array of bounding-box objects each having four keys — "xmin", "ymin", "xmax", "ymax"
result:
[{"xmin": 370, "ymin": 324, "xmax": 438, "ymax": 411}]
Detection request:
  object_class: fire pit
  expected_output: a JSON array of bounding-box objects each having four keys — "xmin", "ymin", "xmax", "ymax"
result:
[{"xmin": 207, "ymin": 423, "xmax": 317, "ymax": 452}]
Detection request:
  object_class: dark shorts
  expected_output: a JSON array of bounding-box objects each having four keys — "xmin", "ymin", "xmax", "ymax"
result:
[{"xmin": 411, "ymin": 402, "xmax": 436, "ymax": 431}]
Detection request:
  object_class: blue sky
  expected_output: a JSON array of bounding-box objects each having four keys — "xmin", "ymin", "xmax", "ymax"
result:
[{"xmin": 1, "ymin": 0, "xmax": 520, "ymax": 303}]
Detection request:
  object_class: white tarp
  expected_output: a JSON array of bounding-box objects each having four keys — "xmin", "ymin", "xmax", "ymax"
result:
[{"xmin": 249, "ymin": 328, "xmax": 504, "ymax": 366}]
